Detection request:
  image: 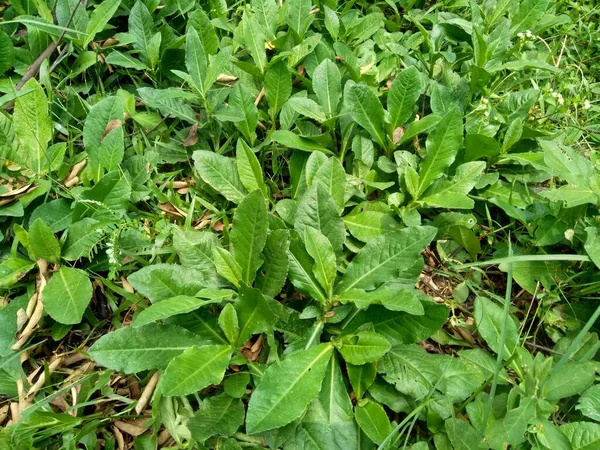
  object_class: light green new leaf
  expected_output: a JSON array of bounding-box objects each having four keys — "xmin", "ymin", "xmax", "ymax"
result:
[
  {"xmin": 256, "ymin": 229, "xmax": 290, "ymax": 298},
  {"xmin": 304, "ymin": 227, "xmax": 336, "ymax": 299},
  {"xmin": 61, "ymin": 218, "xmax": 105, "ymax": 261},
  {"xmin": 104, "ymin": 51, "xmax": 148, "ymax": 70},
  {"xmin": 236, "ymin": 139, "xmax": 267, "ymax": 198},
  {"xmin": 577, "ymin": 383, "xmax": 600, "ymax": 421},
  {"xmin": 41, "ymin": 268, "xmax": 92, "ymax": 325},
  {"xmin": 354, "ymin": 400, "xmax": 391, "ymax": 445},
  {"xmin": 288, "ymin": 234, "xmax": 328, "ymax": 304},
  {"xmin": 83, "ymin": 96, "xmax": 124, "ymax": 178},
  {"xmin": 487, "ymin": 398, "xmax": 536, "ymax": 449},
  {"xmin": 127, "ymin": 264, "xmax": 208, "ymax": 303},
  {"xmin": 231, "ymin": 190, "xmax": 268, "ymax": 284},
  {"xmin": 88, "ymin": 324, "xmax": 202, "ymax": 373},
  {"xmin": 188, "ymin": 8, "xmax": 219, "ymax": 55},
  {"xmin": 295, "ymin": 183, "xmax": 345, "ymax": 253},
  {"xmin": 84, "ymin": 0, "xmax": 121, "ymax": 47},
  {"xmin": 338, "ymin": 286, "xmax": 424, "ymax": 315},
  {"xmin": 288, "ymin": 97, "xmax": 327, "ymax": 123},
  {"xmin": 474, "ymin": 296, "xmax": 518, "ymax": 359},
  {"xmin": 13, "ymin": 79, "xmax": 52, "ymax": 173},
  {"xmin": 213, "ymin": 247, "xmax": 243, "ymax": 288},
  {"xmin": 337, "ymin": 226, "xmax": 436, "ymax": 292},
  {"xmin": 188, "ymin": 393, "xmax": 245, "ymax": 442},
  {"xmin": 313, "ymin": 59, "xmax": 342, "ymax": 118},
  {"xmin": 264, "ymin": 60, "xmax": 291, "ymax": 116},
  {"xmin": 561, "ymin": 422, "xmax": 600, "ymax": 450},
  {"xmin": 419, "ymin": 161, "xmax": 486, "ymax": 208},
  {"xmin": 347, "ymin": 83, "xmax": 387, "ymax": 149},
  {"xmin": 186, "ymin": 27, "xmax": 207, "ymax": 93},
  {"xmin": 337, "ymin": 331, "xmax": 391, "ymax": 365},
  {"xmin": 219, "ymin": 303, "xmax": 240, "ymax": 345},
  {"xmin": 388, "ymin": 66, "xmax": 421, "ymax": 128},
  {"xmin": 344, "ymin": 212, "xmax": 399, "ymax": 243},
  {"xmin": 246, "ymin": 343, "xmax": 334, "ymax": 434},
  {"xmin": 193, "ymin": 150, "xmax": 248, "ymax": 203},
  {"xmin": 416, "ymin": 106, "xmax": 463, "ymax": 196},
  {"xmin": 28, "ymin": 218, "xmax": 61, "ymax": 263},
  {"xmin": 235, "ymin": 284, "xmax": 277, "ymax": 346},
  {"xmin": 162, "ymin": 345, "xmax": 232, "ymax": 396},
  {"xmin": 133, "ymin": 296, "xmax": 222, "ymax": 328}
]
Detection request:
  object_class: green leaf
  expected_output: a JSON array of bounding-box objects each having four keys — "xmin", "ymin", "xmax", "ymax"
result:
[
  {"xmin": 288, "ymin": 97, "xmax": 327, "ymax": 123},
  {"xmin": 344, "ymin": 212, "xmax": 400, "ymax": 243},
  {"xmin": 173, "ymin": 228, "xmax": 219, "ymax": 273},
  {"xmin": 229, "ymin": 83, "xmax": 258, "ymax": 145},
  {"xmin": 419, "ymin": 161, "xmax": 486, "ymax": 208},
  {"xmin": 104, "ymin": 51, "xmax": 148, "ymax": 70},
  {"xmin": 43, "ymin": 268, "xmax": 92, "ymax": 325},
  {"xmin": 193, "ymin": 150, "xmax": 248, "ymax": 204},
  {"xmin": 28, "ymin": 218, "xmax": 60, "ymax": 263},
  {"xmin": 219, "ymin": 304, "xmax": 240, "ymax": 346},
  {"xmin": 271, "ymin": 130, "xmax": 334, "ymax": 155},
  {"xmin": 354, "ymin": 400, "xmax": 391, "ymax": 445},
  {"xmin": 388, "ymin": 66, "xmax": 421, "ymax": 128},
  {"xmin": 0, "ymin": 258, "xmax": 34, "ymax": 288},
  {"xmin": 230, "ymin": 190, "xmax": 268, "ymax": 284},
  {"xmin": 244, "ymin": 17, "xmax": 267, "ymax": 74},
  {"xmin": 0, "ymin": 294, "xmax": 28, "ymax": 357},
  {"xmin": 204, "ymin": 47, "xmax": 233, "ymax": 95},
  {"xmin": 312, "ymin": 157, "xmax": 346, "ymax": 214},
  {"xmin": 288, "ymin": 233, "xmax": 328, "ymax": 304},
  {"xmin": 188, "ymin": 393, "xmax": 245, "ymax": 442},
  {"xmin": 213, "ymin": 247, "xmax": 243, "ymax": 288},
  {"xmin": 235, "ymin": 284, "xmax": 277, "ymax": 346},
  {"xmin": 416, "ymin": 106, "xmax": 463, "ymax": 197},
  {"xmin": 543, "ymin": 363, "xmax": 595, "ymax": 401},
  {"xmin": 224, "ymin": 372, "xmax": 250, "ymax": 398},
  {"xmin": 256, "ymin": 229, "xmax": 290, "ymax": 298},
  {"xmin": 88, "ymin": 324, "xmax": 202, "ymax": 373},
  {"xmin": 84, "ymin": 0, "xmax": 121, "ymax": 47},
  {"xmin": 137, "ymin": 87, "xmax": 197, "ymax": 123},
  {"xmin": 0, "ymin": 31, "xmax": 15, "ymax": 75},
  {"xmin": 295, "ymin": 183, "xmax": 345, "ymax": 254},
  {"xmin": 236, "ymin": 139, "xmax": 267, "ymax": 198},
  {"xmin": 61, "ymin": 218, "xmax": 105, "ymax": 261},
  {"xmin": 252, "ymin": 0, "xmax": 279, "ymax": 40},
  {"xmin": 13, "ymin": 79, "xmax": 52, "ymax": 173},
  {"xmin": 337, "ymin": 226, "xmax": 436, "ymax": 292},
  {"xmin": 561, "ymin": 422, "xmax": 600, "ymax": 450},
  {"xmin": 318, "ymin": 354, "xmax": 359, "ymax": 449},
  {"xmin": 246, "ymin": 343, "xmax": 334, "ymax": 434},
  {"xmin": 304, "ymin": 227, "xmax": 336, "ymax": 299},
  {"xmin": 337, "ymin": 331, "xmax": 391, "ymax": 365},
  {"xmin": 284, "ymin": 0, "xmax": 313, "ymax": 37},
  {"xmin": 161, "ymin": 345, "xmax": 232, "ymax": 396},
  {"xmin": 347, "ymin": 363, "xmax": 377, "ymax": 400},
  {"xmin": 188, "ymin": 8, "xmax": 218, "ymax": 55},
  {"xmin": 133, "ymin": 295, "xmax": 222, "ymax": 328},
  {"xmin": 576, "ymin": 384, "xmax": 600, "ymax": 421},
  {"xmin": 73, "ymin": 170, "xmax": 131, "ymax": 220},
  {"xmin": 347, "ymin": 83, "xmax": 387, "ymax": 149},
  {"xmin": 474, "ymin": 296, "xmax": 518, "ymax": 359},
  {"xmin": 487, "ymin": 398, "xmax": 536, "ymax": 449},
  {"xmin": 185, "ymin": 26, "xmax": 207, "ymax": 93},
  {"xmin": 83, "ymin": 96, "xmax": 124, "ymax": 178},
  {"xmin": 127, "ymin": 264, "xmax": 208, "ymax": 303},
  {"xmin": 313, "ymin": 59, "xmax": 342, "ymax": 119},
  {"xmin": 511, "ymin": 0, "xmax": 550, "ymax": 35},
  {"xmin": 445, "ymin": 418, "xmax": 485, "ymax": 450},
  {"xmin": 129, "ymin": 0, "xmax": 156, "ymax": 66},
  {"xmin": 264, "ymin": 60, "xmax": 292, "ymax": 116},
  {"xmin": 338, "ymin": 286, "xmax": 425, "ymax": 314}
]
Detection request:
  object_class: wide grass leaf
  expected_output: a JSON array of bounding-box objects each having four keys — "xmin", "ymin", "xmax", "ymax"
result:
[
  {"xmin": 336, "ymin": 226, "xmax": 436, "ymax": 292},
  {"xmin": 42, "ymin": 268, "xmax": 92, "ymax": 325},
  {"xmin": 230, "ymin": 190, "xmax": 268, "ymax": 284},
  {"xmin": 388, "ymin": 66, "xmax": 421, "ymax": 128},
  {"xmin": 161, "ymin": 345, "xmax": 232, "ymax": 396},
  {"xmin": 88, "ymin": 324, "xmax": 202, "ymax": 373},
  {"xmin": 246, "ymin": 343, "xmax": 334, "ymax": 434},
  {"xmin": 193, "ymin": 150, "xmax": 248, "ymax": 203}
]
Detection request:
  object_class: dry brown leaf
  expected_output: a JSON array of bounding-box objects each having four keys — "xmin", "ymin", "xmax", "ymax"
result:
[
  {"xmin": 393, "ymin": 126, "xmax": 405, "ymax": 144},
  {"xmin": 183, "ymin": 123, "xmax": 199, "ymax": 147}
]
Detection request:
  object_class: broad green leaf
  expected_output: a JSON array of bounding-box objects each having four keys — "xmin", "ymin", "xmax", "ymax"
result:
[
  {"xmin": 84, "ymin": 0, "xmax": 121, "ymax": 47},
  {"xmin": 127, "ymin": 264, "xmax": 208, "ymax": 303},
  {"xmin": 61, "ymin": 218, "xmax": 105, "ymax": 261},
  {"xmin": 304, "ymin": 227, "xmax": 336, "ymax": 299},
  {"xmin": 288, "ymin": 97, "xmax": 327, "ymax": 123},
  {"xmin": 543, "ymin": 363, "xmax": 595, "ymax": 401},
  {"xmin": 487, "ymin": 398, "xmax": 536, "ymax": 449},
  {"xmin": 474, "ymin": 296, "xmax": 518, "ymax": 359},
  {"xmin": 511, "ymin": 0, "xmax": 550, "ymax": 35},
  {"xmin": 337, "ymin": 226, "xmax": 436, "ymax": 292},
  {"xmin": 219, "ymin": 303, "xmax": 240, "ymax": 345},
  {"xmin": 416, "ymin": 107, "xmax": 463, "ymax": 197},
  {"xmin": 337, "ymin": 331, "xmax": 391, "ymax": 365},
  {"xmin": 128, "ymin": 1, "xmax": 156, "ymax": 65},
  {"xmin": 445, "ymin": 418, "xmax": 485, "ymax": 450},
  {"xmin": 338, "ymin": 286, "xmax": 424, "ymax": 315},
  {"xmin": 0, "ymin": 31, "xmax": 14, "ymax": 75},
  {"xmin": 13, "ymin": 79, "xmax": 52, "ymax": 173},
  {"xmin": 256, "ymin": 229, "xmax": 290, "ymax": 298},
  {"xmin": 0, "ymin": 294, "xmax": 28, "ymax": 357},
  {"xmin": 188, "ymin": 393, "xmax": 245, "ymax": 442},
  {"xmin": 83, "ymin": 96, "xmax": 124, "ymax": 178},
  {"xmin": 162, "ymin": 345, "xmax": 232, "ymax": 396},
  {"xmin": 312, "ymin": 157, "xmax": 346, "ymax": 213},
  {"xmin": 56, "ymin": 0, "xmax": 89, "ymax": 33},
  {"xmin": 264, "ymin": 60, "xmax": 291, "ymax": 116},
  {"xmin": 231, "ymin": 190, "xmax": 268, "ymax": 284},
  {"xmin": 137, "ymin": 87, "xmax": 197, "ymax": 123},
  {"xmin": 244, "ymin": 17, "xmax": 267, "ymax": 74},
  {"xmin": 213, "ymin": 247, "xmax": 243, "ymax": 288},
  {"xmin": 561, "ymin": 422, "xmax": 600, "ymax": 450},
  {"xmin": 313, "ymin": 59, "xmax": 342, "ymax": 118},
  {"xmin": 236, "ymin": 139, "xmax": 267, "ymax": 198},
  {"xmin": 318, "ymin": 354, "xmax": 359, "ymax": 449},
  {"xmin": 229, "ymin": 82, "xmax": 258, "ymax": 145},
  {"xmin": 28, "ymin": 218, "xmax": 60, "ymax": 263},
  {"xmin": 284, "ymin": 0, "xmax": 314, "ymax": 37},
  {"xmin": 88, "ymin": 324, "xmax": 202, "ymax": 373},
  {"xmin": 235, "ymin": 284, "xmax": 277, "ymax": 346},
  {"xmin": 419, "ymin": 161, "xmax": 486, "ymax": 208},
  {"xmin": 576, "ymin": 384, "xmax": 600, "ymax": 421},
  {"xmin": 531, "ymin": 419, "xmax": 573, "ymax": 450},
  {"xmin": 252, "ymin": 0, "xmax": 278, "ymax": 40},
  {"xmin": 246, "ymin": 343, "xmax": 334, "ymax": 434},
  {"xmin": 288, "ymin": 233, "xmax": 328, "ymax": 304},
  {"xmin": 193, "ymin": 150, "xmax": 248, "ymax": 203},
  {"xmin": 354, "ymin": 400, "xmax": 391, "ymax": 445},
  {"xmin": 73, "ymin": 170, "xmax": 131, "ymax": 220},
  {"xmin": 323, "ymin": 6, "xmax": 339, "ymax": 41},
  {"xmin": 347, "ymin": 83, "xmax": 387, "ymax": 149},
  {"xmin": 286, "ymin": 399, "xmax": 335, "ymax": 450},
  {"xmin": 173, "ymin": 228, "xmax": 219, "ymax": 272},
  {"xmin": 133, "ymin": 296, "xmax": 222, "ymax": 328},
  {"xmin": 188, "ymin": 8, "xmax": 218, "ymax": 55},
  {"xmin": 271, "ymin": 130, "xmax": 334, "ymax": 155},
  {"xmin": 204, "ymin": 47, "xmax": 233, "ymax": 94},
  {"xmin": 295, "ymin": 183, "xmax": 345, "ymax": 253},
  {"xmin": 0, "ymin": 258, "xmax": 34, "ymax": 288},
  {"xmin": 388, "ymin": 66, "xmax": 421, "ymax": 128},
  {"xmin": 104, "ymin": 51, "xmax": 148, "ymax": 70},
  {"xmin": 224, "ymin": 372, "xmax": 250, "ymax": 398},
  {"xmin": 185, "ymin": 27, "xmax": 207, "ymax": 93},
  {"xmin": 344, "ymin": 212, "xmax": 399, "ymax": 243},
  {"xmin": 347, "ymin": 362, "xmax": 376, "ymax": 400}
]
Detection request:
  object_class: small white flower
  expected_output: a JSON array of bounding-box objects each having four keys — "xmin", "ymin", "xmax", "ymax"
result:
[
  {"xmin": 564, "ymin": 229, "xmax": 575, "ymax": 241},
  {"xmin": 481, "ymin": 97, "xmax": 489, "ymax": 105},
  {"xmin": 517, "ymin": 32, "xmax": 525, "ymax": 39},
  {"xmin": 526, "ymin": 30, "xmax": 533, "ymax": 38},
  {"xmin": 484, "ymin": 111, "xmax": 490, "ymax": 117},
  {"xmin": 557, "ymin": 94, "xmax": 564, "ymax": 105},
  {"xmin": 584, "ymin": 99, "xmax": 591, "ymax": 110},
  {"xmin": 551, "ymin": 91, "xmax": 558, "ymax": 98}
]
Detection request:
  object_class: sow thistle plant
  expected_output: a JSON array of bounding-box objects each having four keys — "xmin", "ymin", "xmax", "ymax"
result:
[{"xmin": 1, "ymin": 0, "xmax": 600, "ymax": 449}]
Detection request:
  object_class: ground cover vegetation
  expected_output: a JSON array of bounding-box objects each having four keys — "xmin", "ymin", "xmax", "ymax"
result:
[{"xmin": 1, "ymin": 0, "xmax": 600, "ymax": 448}]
